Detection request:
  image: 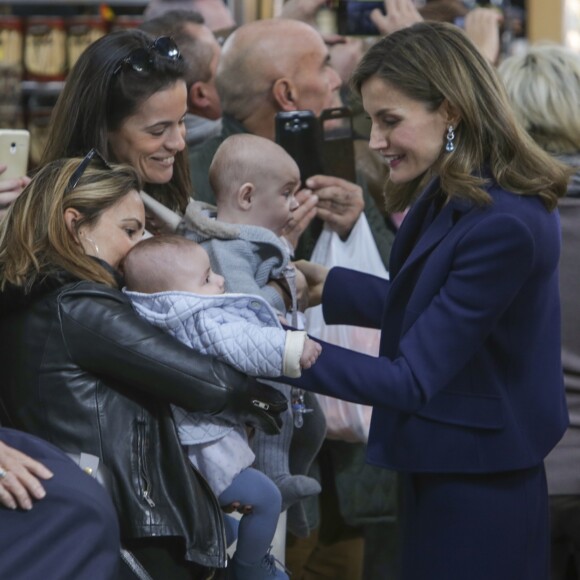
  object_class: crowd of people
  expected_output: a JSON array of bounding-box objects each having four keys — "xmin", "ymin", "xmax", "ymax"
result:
[{"xmin": 0, "ymin": 0, "xmax": 576, "ymax": 579}]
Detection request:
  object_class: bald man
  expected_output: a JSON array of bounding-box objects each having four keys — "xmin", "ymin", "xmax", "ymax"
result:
[{"xmin": 188, "ymin": 18, "xmax": 395, "ymax": 266}]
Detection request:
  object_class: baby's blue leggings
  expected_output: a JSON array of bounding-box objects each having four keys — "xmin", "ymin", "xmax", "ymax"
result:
[{"xmin": 219, "ymin": 467, "xmax": 282, "ymax": 564}]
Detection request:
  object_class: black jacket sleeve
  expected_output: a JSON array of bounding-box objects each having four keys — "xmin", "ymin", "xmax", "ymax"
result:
[{"xmin": 57, "ymin": 282, "xmax": 286, "ymax": 432}]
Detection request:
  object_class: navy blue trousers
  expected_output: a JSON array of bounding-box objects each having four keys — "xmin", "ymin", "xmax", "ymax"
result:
[
  {"xmin": 400, "ymin": 464, "xmax": 550, "ymax": 580},
  {"xmin": 0, "ymin": 428, "xmax": 121, "ymax": 580}
]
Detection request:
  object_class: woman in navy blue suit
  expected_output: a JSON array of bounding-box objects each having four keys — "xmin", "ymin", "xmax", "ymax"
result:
[{"xmin": 290, "ymin": 21, "xmax": 571, "ymax": 580}]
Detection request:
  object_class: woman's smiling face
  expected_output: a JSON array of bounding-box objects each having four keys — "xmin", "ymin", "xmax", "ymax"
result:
[
  {"xmin": 108, "ymin": 80, "xmax": 188, "ymax": 185},
  {"xmin": 362, "ymin": 75, "xmax": 450, "ymax": 184}
]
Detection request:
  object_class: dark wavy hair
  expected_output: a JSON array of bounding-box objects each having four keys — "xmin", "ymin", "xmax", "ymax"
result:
[{"xmin": 41, "ymin": 29, "xmax": 191, "ymax": 212}]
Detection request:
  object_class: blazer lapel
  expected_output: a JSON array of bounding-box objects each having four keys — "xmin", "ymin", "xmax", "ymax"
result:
[
  {"xmin": 389, "ymin": 178, "xmax": 441, "ymax": 278},
  {"xmin": 401, "ymin": 201, "xmax": 457, "ymax": 274},
  {"xmin": 390, "ymin": 186, "xmax": 474, "ymax": 290}
]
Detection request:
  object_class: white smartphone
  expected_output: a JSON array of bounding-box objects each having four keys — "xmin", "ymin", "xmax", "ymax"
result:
[{"xmin": 0, "ymin": 129, "xmax": 30, "ymax": 182}]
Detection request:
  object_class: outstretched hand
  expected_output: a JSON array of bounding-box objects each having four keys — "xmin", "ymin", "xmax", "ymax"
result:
[
  {"xmin": 306, "ymin": 175, "xmax": 364, "ymax": 240},
  {"xmin": 293, "ymin": 260, "xmax": 330, "ymax": 307},
  {"xmin": 370, "ymin": 0, "xmax": 423, "ymax": 36},
  {"xmin": 464, "ymin": 7, "xmax": 502, "ymax": 65},
  {"xmin": 0, "ymin": 439, "xmax": 53, "ymax": 510}
]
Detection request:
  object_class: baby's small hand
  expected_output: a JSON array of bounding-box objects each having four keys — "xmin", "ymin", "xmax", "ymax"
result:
[{"xmin": 300, "ymin": 337, "xmax": 322, "ymax": 369}]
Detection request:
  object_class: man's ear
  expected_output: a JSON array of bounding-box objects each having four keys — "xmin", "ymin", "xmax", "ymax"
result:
[
  {"xmin": 237, "ymin": 182, "xmax": 255, "ymax": 210},
  {"xmin": 272, "ymin": 78, "xmax": 297, "ymax": 111},
  {"xmin": 63, "ymin": 208, "xmax": 83, "ymax": 243},
  {"xmin": 188, "ymin": 82, "xmax": 210, "ymax": 113}
]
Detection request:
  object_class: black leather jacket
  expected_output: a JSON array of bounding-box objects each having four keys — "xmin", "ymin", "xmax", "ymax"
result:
[{"xmin": 0, "ymin": 274, "xmax": 274, "ymax": 568}]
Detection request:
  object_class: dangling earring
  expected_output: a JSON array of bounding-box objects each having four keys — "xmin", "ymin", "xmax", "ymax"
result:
[{"xmin": 445, "ymin": 125, "xmax": 455, "ymax": 153}]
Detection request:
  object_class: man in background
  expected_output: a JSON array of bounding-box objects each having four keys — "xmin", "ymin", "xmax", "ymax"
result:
[
  {"xmin": 144, "ymin": 0, "xmax": 236, "ymax": 31},
  {"xmin": 140, "ymin": 9, "xmax": 224, "ymax": 148}
]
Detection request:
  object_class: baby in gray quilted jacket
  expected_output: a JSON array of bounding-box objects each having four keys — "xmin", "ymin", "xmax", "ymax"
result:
[{"xmin": 123, "ymin": 235, "xmax": 320, "ymax": 580}]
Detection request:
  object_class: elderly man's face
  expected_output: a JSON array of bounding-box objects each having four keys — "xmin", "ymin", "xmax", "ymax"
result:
[{"xmin": 290, "ymin": 32, "xmax": 342, "ymax": 117}]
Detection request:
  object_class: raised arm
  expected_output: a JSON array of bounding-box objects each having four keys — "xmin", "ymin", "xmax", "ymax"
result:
[
  {"xmin": 321, "ymin": 266, "xmax": 389, "ymax": 328},
  {"xmin": 370, "ymin": 0, "xmax": 423, "ymax": 36},
  {"xmin": 285, "ymin": 214, "xmax": 538, "ymax": 415}
]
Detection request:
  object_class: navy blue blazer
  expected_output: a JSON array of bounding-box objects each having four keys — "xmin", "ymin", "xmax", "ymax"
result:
[{"xmin": 292, "ymin": 177, "xmax": 568, "ymax": 474}]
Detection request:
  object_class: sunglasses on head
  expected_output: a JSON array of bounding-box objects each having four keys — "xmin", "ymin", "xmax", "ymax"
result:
[
  {"xmin": 113, "ymin": 36, "xmax": 181, "ymax": 76},
  {"xmin": 66, "ymin": 148, "xmax": 111, "ymax": 193}
]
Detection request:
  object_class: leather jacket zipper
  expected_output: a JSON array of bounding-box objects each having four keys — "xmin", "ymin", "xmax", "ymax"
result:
[
  {"xmin": 137, "ymin": 418, "xmax": 156, "ymax": 509},
  {"xmin": 143, "ymin": 488, "xmax": 155, "ymax": 509}
]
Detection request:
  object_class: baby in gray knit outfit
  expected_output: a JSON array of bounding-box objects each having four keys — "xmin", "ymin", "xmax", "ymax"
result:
[{"xmin": 139, "ymin": 134, "xmax": 328, "ymax": 514}]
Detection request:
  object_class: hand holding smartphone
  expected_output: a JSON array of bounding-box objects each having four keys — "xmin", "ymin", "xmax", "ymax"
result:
[
  {"xmin": 318, "ymin": 107, "xmax": 356, "ymax": 183},
  {"xmin": 275, "ymin": 107, "xmax": 356, "ymax": 185},
  {"xmin": 275, "ymin": 110, "xmax": 323, "ymax": 186},
  {"xmin": 336, "ymin": 0, "xmax": 386, "ymax": 36},
  {"xmin": 0, "ymin": 130, "xmax": 30, "ymax": 182}
]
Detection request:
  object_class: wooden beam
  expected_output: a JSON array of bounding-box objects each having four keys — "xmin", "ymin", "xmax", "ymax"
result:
[{"xmin": 527, "ymin": 0, "xmax": 564, "ymax": 44}]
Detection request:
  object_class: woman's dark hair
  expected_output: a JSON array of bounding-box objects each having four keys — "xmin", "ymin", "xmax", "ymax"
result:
[{"xmin": 41, "ymin": 29, "xmax": 191, "ymax": 212}]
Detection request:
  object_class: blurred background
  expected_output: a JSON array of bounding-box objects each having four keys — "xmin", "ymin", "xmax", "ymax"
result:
[{"xmin": 0, "ymin": 0, "xmax": 567, "ymax": 169}]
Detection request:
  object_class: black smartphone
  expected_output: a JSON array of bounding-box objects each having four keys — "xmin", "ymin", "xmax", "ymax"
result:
[
  {"xmin": 336, "ymin": 0, "xmax": 385, "ymax": 36},
  {"xmin": 275, "ymin": 110, "xmax": 323, "ymax": 185},
  {"xmin": 319, "ymin": 107, "xmax": 356, "ymax": 183},
  {"xmin": 275, "ymin": 108, "xmax": 356, "ymax": 184}
]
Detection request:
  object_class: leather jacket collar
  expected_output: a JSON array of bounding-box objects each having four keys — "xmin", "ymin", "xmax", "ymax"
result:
[{"xmin": 0, "ymin": 258, "xmax": 123, "ymax": 317}]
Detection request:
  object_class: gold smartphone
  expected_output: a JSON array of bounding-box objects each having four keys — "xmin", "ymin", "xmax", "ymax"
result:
[{"xmin": 0, "ymin": 129, "xmax": 30, "ymax": 182}]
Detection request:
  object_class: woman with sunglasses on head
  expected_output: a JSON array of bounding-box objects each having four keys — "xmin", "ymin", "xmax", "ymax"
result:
[
  {"xmin": 0, "ymin": 157, "xmax": 286, "ymax": 580},
  {"xmin": 41, "ymin": 30, "xmax": 190, "ymax": 217}
]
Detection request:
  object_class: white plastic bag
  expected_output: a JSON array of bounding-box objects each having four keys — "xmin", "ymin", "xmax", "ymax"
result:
[{"xmin": 305, "ymin": 215, "xmax": 389, "ymax": 443}]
